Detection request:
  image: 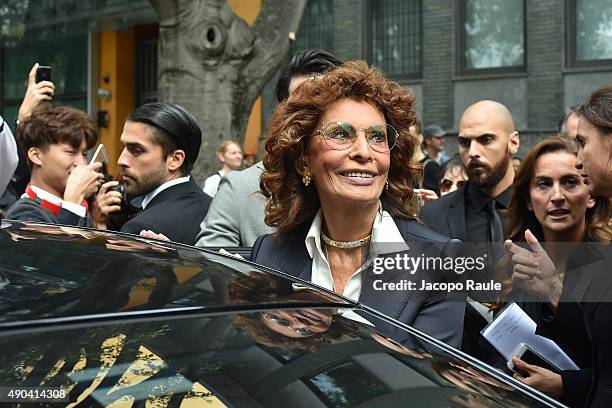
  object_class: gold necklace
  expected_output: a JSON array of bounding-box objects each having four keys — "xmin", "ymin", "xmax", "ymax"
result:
[{"xmin": 321, "ymin": 231, "xmax": 372, "ymax": 249}]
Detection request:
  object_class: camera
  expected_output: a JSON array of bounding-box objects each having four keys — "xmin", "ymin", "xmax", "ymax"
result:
[
  {"xmin": 109, "ymin": 182, "xmax": 126, "ymax": 202},
  {"xmin": 106, "ymin": 182, "xmax": 141, "ymax": 230}
]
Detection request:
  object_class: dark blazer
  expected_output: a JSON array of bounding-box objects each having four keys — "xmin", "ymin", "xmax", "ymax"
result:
[
  {"xmin": 584, "ymin": 276, "xmax": 612, "ymax": 408},
  {"xmin": 251, "ymin": 216, "xmax": 466, "ymax": 349},
  {"xmin": 6, "ymin": 197, "xmax": 92, "ymax": 227},
  {"xmin": 420, "ymin": 187, "xmax": 468, "ymax": 241},
  {"xmin": 121, "ymin": 178, "xmax": 211, "ymax": 245},
  {"xmin": 533, "ymin": 246, "xmax": 612, "ymax": 408}
]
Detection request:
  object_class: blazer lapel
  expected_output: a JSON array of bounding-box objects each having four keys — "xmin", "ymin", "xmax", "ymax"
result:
[
  {"xmin": 447, "ymin": 190, "xmax": 468, "ymax": 241},
  {"xmin": 275, "ymin": 229, "xmax": 313, "ymax": 281},
  {"xmin": 146, "ymin": 178, "xmax": 197, "ymax": 209},
  {"xmin": 359, "ymin": 258, "xmax": 415, "ymax": 321}
]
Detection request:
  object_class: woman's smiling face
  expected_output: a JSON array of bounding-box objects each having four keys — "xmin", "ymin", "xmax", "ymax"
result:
[{"xmin": 305, "ymin": 98, "xmax": 390, "ymax": 210}]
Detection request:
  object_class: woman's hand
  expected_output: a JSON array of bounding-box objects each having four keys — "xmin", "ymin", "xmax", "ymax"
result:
[
  {"xmin": 413, "ymin": 188, "xmax": 438, "ymax": 204},
  {"xmin": 512, "ymin": 357, "xmax": 563, "ymax": 398},
  {"xmin": 504, "ymin": 229, "xmax": 563, "ymax": 308}
]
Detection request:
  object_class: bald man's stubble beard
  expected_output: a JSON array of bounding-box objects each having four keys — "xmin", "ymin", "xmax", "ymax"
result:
[{"xmin": 467, "ymin": 148, "xmax": 511, "ymax": 191}]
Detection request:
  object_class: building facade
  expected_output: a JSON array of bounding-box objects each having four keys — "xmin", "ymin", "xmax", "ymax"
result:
[
  {"xmin": 275, "ymin": 0, "xmax": 612, "ymax": 156},
  {"xmin": 1, "ymin": 0, "xmax": 611, "ymax": 167}
]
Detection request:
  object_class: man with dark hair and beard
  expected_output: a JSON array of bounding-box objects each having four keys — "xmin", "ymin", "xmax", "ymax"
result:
[{"xmin": 96, "ymin": 103, "xmax": 211, "ymax": 244}]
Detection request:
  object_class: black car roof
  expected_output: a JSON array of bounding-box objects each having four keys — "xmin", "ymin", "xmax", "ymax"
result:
[{"xmin": 0, "ymin": 220, "xmax": 351, "ymax": 326}]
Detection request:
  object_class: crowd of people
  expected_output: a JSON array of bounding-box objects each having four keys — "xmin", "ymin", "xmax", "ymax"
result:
[{"xmin": 0, "ymin": 49, "xmax": 611, "ymax": 408}]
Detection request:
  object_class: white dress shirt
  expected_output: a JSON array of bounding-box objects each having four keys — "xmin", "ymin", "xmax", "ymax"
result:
[
  {"xmin": 141, "ymin": 175, "xmax": 190, "ymax": 210},
  {"xmin": 305, "ymin": 203, "xmax": 408, "ymax": 324},
  {"xmin": 28, "ymin": 185, "xmax": 86, "ymax": 217},
  {"xmin": 202, "ymin": 170, "xmax": 226, "ymax": 197}
]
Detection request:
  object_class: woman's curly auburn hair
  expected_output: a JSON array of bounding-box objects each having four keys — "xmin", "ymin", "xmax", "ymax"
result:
[{"xmin": 261, "ymin": 60, "xmax": 419, "ymax": 237}]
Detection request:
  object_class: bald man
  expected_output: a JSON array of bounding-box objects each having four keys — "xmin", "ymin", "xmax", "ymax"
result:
[
  {"xmin": 421, "ymin": 100, "xmax": 519, "ymax": 242},
  {"xmin": 420, "ymin": 100, "xmax": 519, "ymax": 359}
]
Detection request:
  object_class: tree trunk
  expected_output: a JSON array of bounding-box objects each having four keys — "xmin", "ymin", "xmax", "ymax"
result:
[{"xmin": 150, "ymin": 0, "xmax": 305, "ymax": 183}]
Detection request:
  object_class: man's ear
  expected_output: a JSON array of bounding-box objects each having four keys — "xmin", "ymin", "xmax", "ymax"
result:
[
  {"xmin": 28, "ymin": 147, "xmax": 43, "ymax": 166},
  {"xmin": 167, "ymin": 149, "xmax": 185, "ymax": 172},
  {"xmin": 508, "ymin": 130, "xmax": 520, "ymax": 155}
]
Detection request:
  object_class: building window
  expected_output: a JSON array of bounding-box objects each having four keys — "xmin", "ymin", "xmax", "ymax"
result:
[
  {"xmin": 1, "ymin": 33, "xmax": 88, "ymax": 124},
  {"xmin": 369, "ymin": 0, "xmax": 422, "ymax": 79},
  {"xmin": 568, "ymin": 0, "xmax": 612, "ymax": 68},
  {"xmin": 294, "ymin": 0, "xmax": 333, "ymax": 53},
  {"xmin": 458, "ymin": 0, "xmax": 525, "ymax": 75}
]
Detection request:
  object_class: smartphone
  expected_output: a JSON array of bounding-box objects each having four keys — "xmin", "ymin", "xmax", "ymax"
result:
[
  {"xmin": 89, "ymin": 144, "xmax": 109, "ymax": 166},
  {"xmin": 507, "ymin": 343, "xmax": 560, "ymax": 376},
  {"xmin": 35, "ymin": 65, "xmax": 52, "ymax": 83}
]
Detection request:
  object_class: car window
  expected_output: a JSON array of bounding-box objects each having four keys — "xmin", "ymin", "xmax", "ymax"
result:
[
  {"xmin": 0, "ymin": 221, "xmax": 350, "ymax": 323},
  {"xmin": 0, "ymin": 309, "xmax": 561, "ymax": 408}
]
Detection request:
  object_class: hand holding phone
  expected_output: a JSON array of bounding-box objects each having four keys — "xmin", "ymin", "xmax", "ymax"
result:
[
  {"xmin": 18, "ymin": 64, "xmax": 55, "ymax": 123},
  {"xmin": 507, "ymin": 343, "xmax": 560, "ymax": 376},
  {"xmin": 35, "ymin": 65, "xmax": 52, "ymax": 83},
  {"xmin": 90, "ymin": 144, "xmax": 109, "ymax": 166}
]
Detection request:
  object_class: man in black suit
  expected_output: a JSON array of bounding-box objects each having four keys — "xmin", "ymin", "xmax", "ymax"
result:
[
  {"xmin": 420, "ymin": 100, "xmax": 519, "ymax": 359},
  {"xmin": 421, "ymin": 100, "xmax": 519, "ymax": 244},
  {"xmin": 97, "ymin": 103, "xmax": 211, "ymax": 244}
]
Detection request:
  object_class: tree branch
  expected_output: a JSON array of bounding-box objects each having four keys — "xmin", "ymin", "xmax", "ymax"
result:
[
  {"xmin": 243, "ymin": 0, "xmax": 306, "ymax": 94},
  {"xmin": 148, "ymin": 0, "xmax": 178, "ymax": 21}
]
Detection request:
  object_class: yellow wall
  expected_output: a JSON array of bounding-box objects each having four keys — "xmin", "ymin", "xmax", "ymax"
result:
[
  {"xmin": 97, "ymin": 29, "xmax": 135, "ymax": 176},
  {"xmin": 228, "ymin": 0, "xmax": 263, "ymax": 156}
]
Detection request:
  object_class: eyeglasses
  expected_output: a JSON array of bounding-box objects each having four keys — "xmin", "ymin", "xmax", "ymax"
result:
[
  {"xmin": 439, "ymin": 178, "xmax": 466, "ymax": 193},
  {"xmin": 316, "ymin": 121, "xmax": 398, "ymax": 153},
  {"xmin": 262, "ymin": 312, "xmax": 314, "ymax": 337}
]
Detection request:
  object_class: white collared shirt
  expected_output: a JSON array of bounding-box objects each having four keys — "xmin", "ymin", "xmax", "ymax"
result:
[
  {"xmin": 202, "ymin": 170, "xmax": 226, "ymax": 197},
  {"xmin": 141, "ymin": 175, "xmax": 190, "ymax": 209},
  {"xmin": 28, "ymin": 185, "xmax": 86, "ymax": 217},
  {"xmin": 305, "ymin": 203, "xmax": 408, "ymax": 302}
]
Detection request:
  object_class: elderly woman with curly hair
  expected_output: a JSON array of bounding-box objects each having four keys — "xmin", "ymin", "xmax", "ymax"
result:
[{"xmin": 250, "ymin": 61, "xmax": 465, "ymax": 348}]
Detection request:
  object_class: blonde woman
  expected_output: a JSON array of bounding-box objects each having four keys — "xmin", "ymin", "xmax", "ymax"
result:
[{"xmin": 202, "ymin": 140, "xmax": 243, "ymax": 197}]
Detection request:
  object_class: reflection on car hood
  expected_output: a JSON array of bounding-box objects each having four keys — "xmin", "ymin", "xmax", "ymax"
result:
[
  {"xmin": 0, "ymin": 221, "xmax": 350, "ymax": 324},
  {"xmin": 0, "ymin": 308, "xmax": 561, "ymax": 408}
]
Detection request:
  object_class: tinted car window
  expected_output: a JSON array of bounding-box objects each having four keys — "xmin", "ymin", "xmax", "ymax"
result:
[
  {"xmin": 0, "ymin": 221, "xmax": 349, "ymax": 323},
  {"xmin": 0, "ymin": 309, "xmax": 559, "ymax": 407}
]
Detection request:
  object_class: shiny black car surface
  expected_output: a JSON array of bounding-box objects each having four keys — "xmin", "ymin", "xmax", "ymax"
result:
[{"xmin": 0, "ymin": 220, "xmax": 566, "ymax": 407}]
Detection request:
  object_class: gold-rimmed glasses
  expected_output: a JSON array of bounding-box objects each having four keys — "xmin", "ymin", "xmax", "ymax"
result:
[{"xmin": 315, "ymin": 121, "xmax": 398, "ymax": 153}]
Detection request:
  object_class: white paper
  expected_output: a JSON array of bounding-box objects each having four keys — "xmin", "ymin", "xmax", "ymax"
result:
[{"xmin": 482, "ymin": 302, "xmax": 578, "ymax": 370}]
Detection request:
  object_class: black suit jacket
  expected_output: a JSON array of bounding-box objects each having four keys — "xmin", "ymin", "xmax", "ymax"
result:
[
  {"xmin": 250, "ymin": 216, "xmax": 465, "ymax": 349},
  {"xmin": 558, "ymin": 247, "xmax": 612, "ymax": 408},
  {"xmin": 420, "ymin": 187, "xmax": 468, "ymax": 241},
  {"xmin": 121, "ymin": 178, "xmax": 211, "ymax": 245}
]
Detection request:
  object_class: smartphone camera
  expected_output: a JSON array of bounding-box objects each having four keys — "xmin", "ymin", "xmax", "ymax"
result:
[{"xmin": 35, "ymin": 66, "xmax": 52, "ymax": 83}]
